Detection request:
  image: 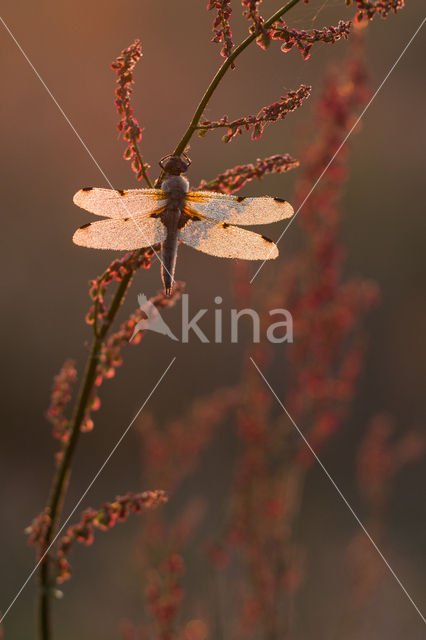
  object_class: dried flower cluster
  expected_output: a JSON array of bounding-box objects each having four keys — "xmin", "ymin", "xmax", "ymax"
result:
[
  {"xmin": 198, "ymin": 153, "xmax": 299, "ymax": 193},
  {"xmin": 207, "ymin": 2, "xmax": 354, "ymax": 62},
  {"xmin": 86, "ymin": 248, "xmax": 154, "ymax": 330},
  {"xmin": 47, "ymin": 359, "xmax": 77, "ymax": 443},
  {"xmin": 271, "ymin": 19, "xmax": 352, "ymax": 60},
  {"xmin": 198, "ymin": 84, "xmax": 311, "ymax": 142},
  {"xmin": 241, "ymin": 0, "xmax": 270, "ymax": 49},
  {"xmin": 79, "ymin": 282, "xmax": 184, "ymax": 440},
  {"xmin": 26, "ymin": 511, "xmax": 52, "ymax": 556},
  {"xmin": 111, "ymin": 40, "xmax": 151, "ymax": 184},
  {"xmin": 145, "ymin": 552, "xmax": 185, "ymax": 640},
  {"xmin": 55, "ymin": 491, "xmax": 168, "ymax": 583},
  {"xmin": 207, "ymin": 0, "xmax": 234, "ymax": 63},
  {"xmin": 96, "ymin": 282, "xmax": 185, "ymax": 383},
  {"xmin": 348, "ymin": 0, "xmax": 405, "ymax": 21},
  {"xmin": 46, "ymin": 254, "xmax": 183, "ymax": 465}
]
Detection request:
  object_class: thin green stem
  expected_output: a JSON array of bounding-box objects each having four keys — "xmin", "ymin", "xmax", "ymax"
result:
[{"xmin": 38, "ymin": 270, "xmax": 134, "ymax": 640}]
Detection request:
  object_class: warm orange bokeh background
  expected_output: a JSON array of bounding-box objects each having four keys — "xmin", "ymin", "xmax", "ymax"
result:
[{"xmin": 0, "ymin": 1, "xmax": 425, "ymax": 638}]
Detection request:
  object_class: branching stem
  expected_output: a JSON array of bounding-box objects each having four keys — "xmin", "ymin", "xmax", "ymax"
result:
[
  {"xmin": 155, "ymin": 0, "xmax": 302, "ymax": 186},
  {"xmin": 37, "ymin": 1, "xmax": 302, "ymax": 637},
  {"xmin": 38, "ymin": 270, "xmax": 134, "ymax": 640}
]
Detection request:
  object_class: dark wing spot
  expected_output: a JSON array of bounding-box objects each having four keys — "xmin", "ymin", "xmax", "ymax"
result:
[
  {"xmin": 179, "ymin": 207, "xmax": 203, "ymax": 228},
  {"xmin": 149, "ymin": 205, "xmax": 167, "ymax": 221},
  {"xmin": 274, "ymin": 197, "xmax": 286, "ymax": 203},
  {"xmin": 261, "ymin": 235, "xmax": 273, "ymax": 243},
  {"xmin": 178, "ymin": 215, "xmax": 190, "ymax": 229},
  {"xmin": 124, "ymin": 217, "xmax": 130, "ymax": 222},
  {"xmin": 82, "ymin": 187, "xmax": 93, "ymax": 192},
  {"xmin": 79, "ymin": 223, "xmax": 91, "ymax": 229},
  {"xmin": 236, "ymin": 196, "xmax": 246, "ymax": 202},
  {"xmin": 117, "ymin": 189, "xmax": 127, "ymax": 196},
  {"xmin": 222, "ymin": 223, "xmax": 230, "ymax": 229}
]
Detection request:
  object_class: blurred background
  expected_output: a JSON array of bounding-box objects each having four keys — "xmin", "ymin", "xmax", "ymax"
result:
[{"xmin": 0, "ymin": 1, "xmax": 425, "ymax": 638}]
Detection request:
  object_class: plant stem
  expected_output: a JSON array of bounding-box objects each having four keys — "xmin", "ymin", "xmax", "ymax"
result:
[
  {"xmin": 37, "ymin": 2, "xmax": 303, "ymax": 636},
  {"xmin": 155, "ymin": 0, "xmax": 302, "ymax": 186},
  {"xmin": 38, "ymin": 270, "xmax": 134, "ymax": 640}
]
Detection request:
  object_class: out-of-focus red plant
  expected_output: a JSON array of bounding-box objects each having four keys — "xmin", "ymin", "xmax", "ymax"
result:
[
  {"xmin": 357, "ymin": 414, "xmax": 425, "ymax": 519},
  {"xmin": 201, "ymin": 40, "xmax": 377, "ymax": 637},
  {"xmin": 120, "ymin": 16, "xmax": 423, "ymax": 640},
  {"xmin": 128, "ymin": 390, "xmax": 239, "ymax": 638},
  {"xmin": 337, "ymin": 414, "xmax": 424, "ymax": 635}
]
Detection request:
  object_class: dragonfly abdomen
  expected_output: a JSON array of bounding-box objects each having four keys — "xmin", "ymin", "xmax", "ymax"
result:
[
  {"xmin": 160, "ymin": 176, "xmax": 189, "ymax": 295},
  {"xmin": 161, "ymin": 207, "xmax": 181, "ymax": 295}
]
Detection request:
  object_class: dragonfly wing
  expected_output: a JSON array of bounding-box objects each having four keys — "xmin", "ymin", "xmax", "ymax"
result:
[
  {"xmin": 179, "ymin": 216, "xmax": 278, "ymax": 260},
  {"xmin": 73, "ymin": 187, "xmax": 167, "ymax": 218},
  {"xmin": 185, "ymin": 191, "xmax": 293, "ymax": 226},
  {"xmin": 73, "ymin": 215, "xmax": 166, "ymax": 250}
]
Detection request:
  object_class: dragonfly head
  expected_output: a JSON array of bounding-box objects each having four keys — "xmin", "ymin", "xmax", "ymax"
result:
[{"xmin": 159, "ymin": 153, "xmax": 191, "ymax": 176}]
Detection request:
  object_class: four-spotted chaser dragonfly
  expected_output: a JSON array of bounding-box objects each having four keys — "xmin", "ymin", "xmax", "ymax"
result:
[{"xmin": 73, "ymin": 154, "xmax": 294, "ymax": 294}]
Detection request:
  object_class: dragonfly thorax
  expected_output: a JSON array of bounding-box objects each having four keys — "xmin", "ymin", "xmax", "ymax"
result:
[{"xmin": 161, "ymin": 174, "xmax": 189, "ymax": 194}]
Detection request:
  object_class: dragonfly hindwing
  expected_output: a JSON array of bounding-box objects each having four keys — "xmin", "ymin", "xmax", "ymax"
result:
[{"xmin": 185, "ymin": 191, "xmax": 293, "ymax": 226}]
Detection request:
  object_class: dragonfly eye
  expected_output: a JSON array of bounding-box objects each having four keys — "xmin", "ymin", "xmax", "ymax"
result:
[{"xmin": 159, "ymin": 154, "xmax": 191, "ymax": 175}]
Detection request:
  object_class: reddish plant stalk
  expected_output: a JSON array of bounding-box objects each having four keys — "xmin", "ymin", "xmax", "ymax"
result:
[{"xmin": 38, "ymin": 263, "xmax": 138, "ymax": 639}]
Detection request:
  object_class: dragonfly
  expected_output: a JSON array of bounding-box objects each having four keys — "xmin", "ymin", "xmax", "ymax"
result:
[{"xmin": 73, "ymin": 154, "xmax": 294, "ymax": 295}]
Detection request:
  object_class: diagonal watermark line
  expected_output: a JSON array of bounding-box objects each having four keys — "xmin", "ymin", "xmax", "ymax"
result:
[
  {"xmin": 0, "ymin": 15, "xmax": 174, "ymax": 283},
  {"xmin": 250, "ymin": 15, "xmax": 426, "ymax": 284},
  {"xmin": 0, "ymin": 356, "xmax": 176, "ymax": 626},
  {"xmin": 250, "ymin": 356, "xmax": 426, "ymax": 625}
]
